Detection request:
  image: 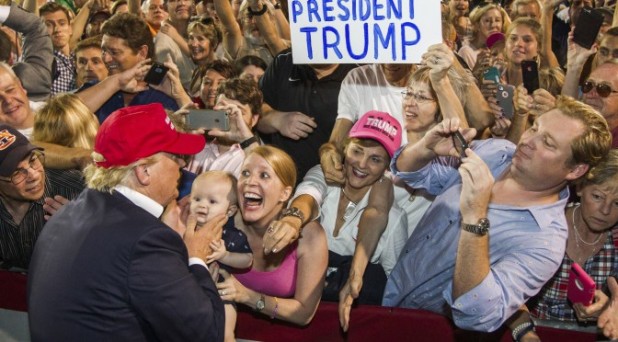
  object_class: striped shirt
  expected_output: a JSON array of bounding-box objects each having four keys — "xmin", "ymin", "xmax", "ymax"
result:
[{"xmin": 0, "ymin": 169, "xmax": 84, "ymax": 270}]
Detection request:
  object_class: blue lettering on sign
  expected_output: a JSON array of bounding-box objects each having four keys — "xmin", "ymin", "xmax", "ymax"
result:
[
  {"xmin": 401, "ymin": 22, "xmax": 420, "ymax": 59},
  {"xmin": 374, "ymin": 23, "xmax": 395, "ymax": 60},
  {"xmin": 337, "ymin": 0, "xmax": 350, "ymax": 20},
  {"xmin": 372, "ymin": 0, "xmax": 384, "ymax": 20},
  {"xmin": 300, "ymin": 27, "xmax": 318, "ymax": 59},
  {"xmin": 408, "ymin": 0, "xmax": 414, "ymax": 19},
  {"xmin": 291, "ymin": 0, "xmax": 302, "ymax": 23},
  {"xmin": 323, "ymin": 26, "xmax": 343, "ymax": 58},
  {"xmin": 387, "ymin": 0, "xmax": 402, "ymax": 19},
  {"xmin": 346, "ymin": 23, "xmax": 369, "ymax": 59},
  {"xmin": 359, "ymin": 0, "xmax": 371, "ymax": 20},
  {"xmin": 307, "ymin": 0, "xmax": 321, "ymax": 22},
  {"xmin": 323, "ymin": 0, "xmax": 335, "ymax": 21}
]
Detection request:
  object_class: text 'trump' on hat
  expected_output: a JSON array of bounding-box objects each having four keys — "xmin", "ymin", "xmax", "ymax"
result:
[
  {"xmin": 349, "ymin": 110, "xmax": 402, "ymax": 157},
  {"xmin": 94, "ymin": 103, "xmax": 206, "ymax": 168}
]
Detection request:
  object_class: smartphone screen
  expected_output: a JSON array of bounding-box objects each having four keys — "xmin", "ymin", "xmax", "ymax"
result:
[
  {"xmin": 452, "ymin": 131, "xmax": 468, "ymax": 159},
  {"xmin": 573, "ymin": 8, "xmax": 604, "ymax": 50},
  {"xmin": 521, "ymin": 60, "xmax": 539, "ymax": 95},
  {"xmin": 143, "ymin": 62, "xmax": 169, "ymax": 85},
  {"xmin": 186, "ymin": 109, "xmax": 230, "ymax": 131}
]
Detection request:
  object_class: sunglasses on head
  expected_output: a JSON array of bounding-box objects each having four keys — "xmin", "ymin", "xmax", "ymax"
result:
[
  {"xmin": 190, "ymin": 16, "xmax": 215, "ymax": 26},
  {"xmin": 582, "ymin": 80, "xmax": 618, "ymax": 98}
]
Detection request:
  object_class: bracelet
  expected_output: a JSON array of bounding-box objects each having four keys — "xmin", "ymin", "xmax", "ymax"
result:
[
  {"xmin": 247, "ymin": 3, "xmax": 268, "ymax": 16},
  {"xmin": 511, "ymin": 321, "xmax": 535, "ymax": 341},
  {"xmin": 280, "ymin": 207, "xmax": 305, "ymax": 225},
  {"xmin": 239, "ymin": 136, "xmax": 258, "ymax": 149},
  {"xmin": 271, "ymin": 296, "xmax": 279, "ymax": 319}
]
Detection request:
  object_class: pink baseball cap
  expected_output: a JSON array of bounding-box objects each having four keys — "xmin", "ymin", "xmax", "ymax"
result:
[
  {"xmin": 486, "ymin": 32, "xmax": 506, "ymax": 49},
  {"xmin": 349, "ymin": 110, "xmax": 402, "ymax": 157},
  {"xmin": 94, "ymin": 103, "xmax": 206, "ymax": 168}
]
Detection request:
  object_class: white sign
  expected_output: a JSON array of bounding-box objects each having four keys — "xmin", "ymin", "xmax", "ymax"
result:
[{"xmin": 287, "ymin": 0, "xmax": 443, "ymax": 64}]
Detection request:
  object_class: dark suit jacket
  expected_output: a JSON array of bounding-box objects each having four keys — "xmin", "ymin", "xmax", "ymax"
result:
[{"xmin": 28, "ymin": 189, "xmax": 224, "ymax": 341}]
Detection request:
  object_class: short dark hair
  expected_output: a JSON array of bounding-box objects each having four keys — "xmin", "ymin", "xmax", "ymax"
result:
[
  {"xmin": 0, "ymin": 30, "xmax": 12, "ymax": 63},
  {"xmin": 204, "ymin": 60, "xmax": 236, "ymax": 79},
  {"xmin": 101, "ymin": 13, "xmax": 154, "ymax": 59},
  {"xmin": 40, "ymin": 2, "xmax": 72, "ymax": 21},
  {"xmin": 234, "ymin": 55, "xmax": 267, "ymax": 76},
  {"xmin": 217, "ymin": 77, "xmax": 263, "ymax": 115},
  {"xmin": 75, "ymin": 35, "xmax": 103, "ymax": 55}
]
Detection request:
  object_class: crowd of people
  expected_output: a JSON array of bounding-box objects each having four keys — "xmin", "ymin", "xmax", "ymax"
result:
[{"xmin": 2, "ymin": 0, "xmax": 618, "ymax": 340}]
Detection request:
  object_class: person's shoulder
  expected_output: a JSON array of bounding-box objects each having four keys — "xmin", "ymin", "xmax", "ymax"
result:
[
  {"xmin": 46, "ymin": 168, "xmax": 85, "ymax": 194},
  {"xmin": 298, "ymin": 221, "xmax": 327, "ymax": 248}
]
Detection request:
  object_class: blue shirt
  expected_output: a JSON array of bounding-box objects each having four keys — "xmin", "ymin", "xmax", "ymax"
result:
[
  {"xmin": 78, "ymin": 81, "xmax": 179, "ymax": 123},
  {"xmin": 383, "ymin": 139, "xmax": 569, "ymax": 332}
]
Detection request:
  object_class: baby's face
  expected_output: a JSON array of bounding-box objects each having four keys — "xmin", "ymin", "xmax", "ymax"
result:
[{"xmin": 190, "ymin": 178, "xmax": 232, "ymax": 226}]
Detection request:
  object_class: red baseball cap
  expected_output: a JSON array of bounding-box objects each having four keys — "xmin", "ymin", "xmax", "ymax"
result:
[
  {"xmin": 349, "ymin": 110, "xmax": 402, "ymax": 157},
  {"xmin": 94, "ymin": 103, "xmax": 206, "ymax": 168}
]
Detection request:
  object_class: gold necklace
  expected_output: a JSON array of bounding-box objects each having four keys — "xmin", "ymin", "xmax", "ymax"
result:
[{"xmin": 572, "ymin": 204, "xmax": 603, "ymax": 247}]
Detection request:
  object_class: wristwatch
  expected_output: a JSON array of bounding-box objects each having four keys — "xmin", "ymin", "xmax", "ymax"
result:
[
  {"xmin": 255, "ymin": 294, "xmax": 266, "ymax": 312},
  {"xmin": 462, "ymin": 218, "xmax": 490, "ymax": 236},
  {"xmin": 281, "ymin": 207, "xmax": 305, "ymax": 224}
]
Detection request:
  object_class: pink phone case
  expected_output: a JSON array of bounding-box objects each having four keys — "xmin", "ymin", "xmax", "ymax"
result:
[{"xmin": 567, "ymin": 263, "xmax": 596, "ymax": 306}]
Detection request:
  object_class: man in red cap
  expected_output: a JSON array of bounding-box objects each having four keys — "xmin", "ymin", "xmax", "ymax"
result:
[
  {"xmin": 0, "ymin": 125, "xmax": 83, "ymax": 270},
  {"xmin": 27, "ymin": 103, "xmax": 254, "ymax": 341}
]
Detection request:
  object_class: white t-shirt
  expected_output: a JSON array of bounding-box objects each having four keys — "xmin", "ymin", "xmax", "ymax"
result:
[{"xmin": 337, "ymin": 64, "xmax": 408, "ymax": 144}]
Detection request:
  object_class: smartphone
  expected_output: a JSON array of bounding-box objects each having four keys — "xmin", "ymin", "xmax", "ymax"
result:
[
  {"xmin": 143, "ymin": 62, "xmax": 169, "ymax": 85},
  {"xmin": 521, "ymin": 60, "xmax": 539, "ymax": 95},
  {"xmin": 452, "ymin": 131, "xmax": 468, "ymax": 159},
  {"xmin": 483, "ymin": 67, "xmax": 500, "ymax": 84},
  {"xmin": 496, "ymin": 84, "xmax": 514, "ymax": 119},
  {"xmin": 573, "ymin": 8, "xmax": 604, "ymax": 50},
  {"xmin": 567, "ymin": 263, "xmax": 596, "ymax": 306},
  {"xmin": 186, "ymin": 109, "xmax": 230, "ymax": 131}
]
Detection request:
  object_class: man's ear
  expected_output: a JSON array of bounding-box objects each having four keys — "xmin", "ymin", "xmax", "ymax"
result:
[
  {"xmin": 227, "ymin": 204, "xmax": 238, "ymax": 217},
  {"xmin": 250, "ymin": 114, "xmax": 259, "ymax": 129},
  {"xmin": 565, "ymin": 163, "xmax": 590, "ymax": 182},
  {"xmin": 133, "ymin": 163, "xmax": 152, "ymax": 186},
  {"xmin": 137, "ymin": 45, "xmax": 149, "ymax": 60}
]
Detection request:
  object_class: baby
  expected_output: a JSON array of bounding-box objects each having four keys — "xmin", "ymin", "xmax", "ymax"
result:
[{"xmin": 189, "ymin": 170, "xmax": 253, "ymax": 342}]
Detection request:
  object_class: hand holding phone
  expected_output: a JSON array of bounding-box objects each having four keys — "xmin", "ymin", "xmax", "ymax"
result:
[
  {"xmin": 521, "ymin": 60, "xmax": 539, "ymax": 95},
  {"xmin": 143, "ymin": 62, "xmax": 169, "ymax": 85},
  {"xmin": 573, "ymin": 8, "xmax": 604, "ymax": 50},
  {"xmin": 496, "ymin": 84, "xmax": 515, "ymax": 119},
  {"xmin": 452, "ymin": 131, "xmax": 469, "ymax": 159},
  {"xmin": 568, "ymin": 263, "xmax": 596, "ymax": 306},
  {"xmin": 186, "ymin": 109, "xmax": 230, "ymax": 131}
]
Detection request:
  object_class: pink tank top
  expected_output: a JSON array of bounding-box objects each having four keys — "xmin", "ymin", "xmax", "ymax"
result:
[{"xmin": 235, "ymin": 243, "xmax": 298, "ymax": 298}]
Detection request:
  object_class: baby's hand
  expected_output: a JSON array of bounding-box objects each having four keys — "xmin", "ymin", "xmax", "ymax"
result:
[{"xmin": 206, "ymin": 239, "xmax": 228, "ymax": 263}]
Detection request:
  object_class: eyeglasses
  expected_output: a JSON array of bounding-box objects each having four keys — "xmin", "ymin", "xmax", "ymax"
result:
[
  {"xmin": 582, "ymin": 80, "xmax": 618, "ymax": 98},
  {"xmin": 0, "ymin": 151, "xmax": 45, "ymax": 185},
  {"xmin": 401, "ymin": 90, "xmax": 436, "ymax": 103}
]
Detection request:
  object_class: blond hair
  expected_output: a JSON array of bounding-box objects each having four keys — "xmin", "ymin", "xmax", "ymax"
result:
[
  {"xmin": 33, "ymin": 93, "xmax": 99, "ymax": 149},
  {"xmin": 84, "ymin": 155, "xmax": 156, "ymax": 192},
  {"xmin": 555, "ymin": 96, "xmax": 611, "ymax": 167},
  {"xmin": 245, "ymin": 145, "xmax": 296, "ymax": 188}
]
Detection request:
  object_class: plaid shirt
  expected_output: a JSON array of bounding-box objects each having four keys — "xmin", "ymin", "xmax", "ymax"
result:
[
  {"xmin": 530, "ymin": 228, "xmax": 618, "ymax": 322},
  {"xmin": 51, "ymin": 50, "xmax": 76, "ymax": 95}
]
